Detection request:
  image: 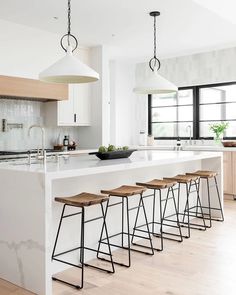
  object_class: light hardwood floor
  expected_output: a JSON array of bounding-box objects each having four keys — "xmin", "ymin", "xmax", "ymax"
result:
[{"xmin": 1, "ymin": 200, "xmax": 236, "ymax": 295}]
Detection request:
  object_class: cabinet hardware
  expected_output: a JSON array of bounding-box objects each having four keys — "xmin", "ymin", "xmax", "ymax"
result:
[{"xmin": 74, "ymin": 114, "xmax": 77, "ymax": 122}]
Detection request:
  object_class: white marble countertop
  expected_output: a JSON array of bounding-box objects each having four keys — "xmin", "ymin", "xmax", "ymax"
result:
[
  {"xmin": 0, "ymin": 148, "xmax": 223, "ymax": 295},
  {"xmin": 0, "ymin": 150, "xmax": 222, "ymax": 179},
  {"xmin": 133, "ymin": 145, "xmax": 236, "ymax": 152}
]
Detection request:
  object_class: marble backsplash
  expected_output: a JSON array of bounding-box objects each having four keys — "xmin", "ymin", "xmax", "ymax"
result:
[{"xmin": 0, "ymin": 98, "xmax": 80, "ymax": 151}]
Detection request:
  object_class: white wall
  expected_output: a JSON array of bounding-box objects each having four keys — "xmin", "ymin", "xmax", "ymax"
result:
[
  {"xmin": 109, "ymin": 60, "xmax": 143, "ymax": 146},
  {"xmin": 0, "ymin": 19, "xmax": 63, "ymax": 79},
  {"xmin": 0, "ymin": 19, "xmax": 107, "ymax": 149},
  {"xmin": 135, "ymin": 46, "xmax": 236, "ymax": 136},
  {"xmin": 75, "ymin": 46, "xmax": 110, "ymax": 148}
]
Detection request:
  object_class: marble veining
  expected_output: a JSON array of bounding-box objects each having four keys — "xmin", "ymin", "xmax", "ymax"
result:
[{"xmin": 0, "ymin": 239, "xmax": 44, "ymax": 287}]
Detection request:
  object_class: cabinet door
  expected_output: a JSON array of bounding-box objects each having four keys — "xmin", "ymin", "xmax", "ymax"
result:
[
  {"xmin": 223, "ymin": 152, "xmax": 233, "ymax": 195},
  {"xmin": 73, "ymin": 84, "xmax": 91, "ymax": 126},
  {"xmin": 232, "ymin": 152, "xmax": 236, "ymax": 195},
  {"xmin": 58, "ymin": 85, "xmax": 77, "ymax": 126}
]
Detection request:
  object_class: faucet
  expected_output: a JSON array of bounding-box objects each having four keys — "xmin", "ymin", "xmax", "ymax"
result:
[
  {"xmin": 28, "ymin": 125, "xmax": 46, "ymax": 162},
  {"xmin": 186, "ymin": 125, "xmax": 192, "ymax": 145}
]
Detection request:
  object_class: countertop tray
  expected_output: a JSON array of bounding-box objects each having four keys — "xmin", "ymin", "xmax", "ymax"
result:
[{"xmin": 89, "ymin": 149, "xmax": 137, "ymax": 160}]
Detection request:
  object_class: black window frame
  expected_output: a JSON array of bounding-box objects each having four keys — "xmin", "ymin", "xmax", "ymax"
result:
[{"xmin": 148, "ymin": 81, "xmax": 236, "ymax": 140}]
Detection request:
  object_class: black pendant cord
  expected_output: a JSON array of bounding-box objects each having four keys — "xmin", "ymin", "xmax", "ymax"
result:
[
  {"xmin": 60, "ymin": 0, "xmax": 78, "ymax": 52},
  {"xmin": 153, "ymin": 14, "xmax": 156, "ymax": 59},
  {"xmin": 67, "ymin": 0, "xmax": 71, "ymax": 46},
  {"xmin": 149, "ymin": 12, "xmax": 161, "ymax": 72}
]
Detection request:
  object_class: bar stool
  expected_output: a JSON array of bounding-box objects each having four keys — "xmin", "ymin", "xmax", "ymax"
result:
[
  {"xmin": 186, "ymin": 170, "xmax": 224, "ymax": 228},
  {"xmin": 135, "ymin": 179, "xmax": 183, "ymax": 251},
  {"xmin": 52, "ymin": 192, "xmax": 114, "ymax": 290},
  {"xmin": 97, "ymin": 185, "xmax": 154, "ymax": 268},
  {"xmin": 164, "ymin": 175, "xmax": 207, "ymax": 238}
]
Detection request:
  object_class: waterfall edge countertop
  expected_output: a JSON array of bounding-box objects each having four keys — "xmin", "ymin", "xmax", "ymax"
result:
[
  {"xmin": 0, "ymin": 150, "xmax": 223, "ymax": 179},
  {"xmin": 0, "ymin": 150, "xmax": 223, "ymax": 295}
]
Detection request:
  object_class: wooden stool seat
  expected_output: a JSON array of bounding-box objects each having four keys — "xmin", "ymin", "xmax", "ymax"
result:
[
  {"xmin": 55, "ymin": 192, "xmax": 109, "ymax": 207},
  {"xmin": 164, "ymin": 174, "xmax": 199, "ymax": 183},
  {"xmin": 101, "ymin": 185, "xmax": 146, "ymax": 197},
  {"xmin": 136, "ymin": 179, "xmax": 177, "ymax": 189},
  {"xmin": 186, "ymin": 170, "xmax": 218, "ymax": 178}
]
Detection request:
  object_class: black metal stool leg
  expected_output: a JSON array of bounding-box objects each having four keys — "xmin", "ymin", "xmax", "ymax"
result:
[
  {"xmin": 131, "ymin": 196, "xmax": 142, "ymax": 245},
  {"xmin": 162, "ymin": 188, "xmax": 170, "ymax": 221},
  {"xmin": 86, "ymin": 202, "xmax": 115, "ymax": 273},
  {"xmin": 193, "ymin": 180, "xmax": 207, "ymax": 230},
  {"xmin": 161, "ymin": 187, "xmax": 183, "ymax": 242},
  {"xmin": 97, "ymin": 198, "xmax": 110, "ymax": 259},
  {"xmin": 139, "ymin": 193, "xmax": 154, "ymax": 255},
  {"xmin": 177, "ymin": 183, "xmax": 181, "ymax": 213},
  {"xmin": 214, "ymin": 176, "xmax": 224, "ymax": 221},
  {"xmin": 52, "ymin": 206, "xmax": 84, "ymax": 290},
  {"xmin": 195, "ymin": 179, "xmax": 200, "ymax": 218},
  {"xmin": 126, "ymin": 196, "xmax": 131, "ymax": 267},
  {"xmin": 206, "ymin": 178, "xmax": 212, "ymax": 228},
  {"xmin": 80, "ymin": 207, "xmax": 85, "ymax": 289},
  {"xmin": 121, "ymin": 197, "xmax": 124, "ymax": 247},
  {"xmin": 152, "ymin": 189, "xmax": 156, "ymax": 234},
  {"xmin": 158, "ymin": 189, "xmax": 164, "ymax": 250},
  {"xmin": 100, "ymin": 202, "xmax": 115, "ymax": 273},
  {"xmin": 170, "ymin": 187, "xmax": 183, "ymax": 242},
  {"xmin": 132, "ymin": 191, "xmax": 161, "ymax": 252},
  {"xmin": 182, "ymin": 183, "xmax": 191, "ymax": 238},
  {"xmin": 52, "ymin": 204, "xmax": 66, "ymax": 260}
]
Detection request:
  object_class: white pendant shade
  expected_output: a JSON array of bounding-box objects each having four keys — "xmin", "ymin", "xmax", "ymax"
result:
[
  {"xmin": 39, "ymin": 46, "xmax": 99, "ymax": 84},
  {"xmin": 134, "ymin": 68, "xmax": 177, "ymax": 94}
]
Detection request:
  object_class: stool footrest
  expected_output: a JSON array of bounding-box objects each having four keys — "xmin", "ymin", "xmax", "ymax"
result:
[
  {"xmin": 188, "ymin": 204, "xmax": 223, "ymax": 212},
  {"xmin": 99, "ymin": 240, "xmax": 153, "ymax": 255},
  {"xmin": 52, "ymin": 276, "xmax": 82, "ymax": 290},
  {"xmin": 52, "ymin": 258, "xmax": 83, "ymax": 269},
  {"xmin": 53, "ymin": 246, "xmax": 111, "ymax": 259},
  {"xmin": 84, "ymin": 262, "xmax": 114, "ymax": 273},
  {"xmin": 131, "ymin": 242, "xmax": 163, "ymax": 252},
  {"xmin": 97, "ymin": 257, "xmax": 130, "ymax": 268},
  {"xmin": 131, "ymin": 221, "xmax": 183, "ymax": 243},
  {"xmin": 100, "ymin": 231, "xmax": 154, "ymax": 242},
  {"xmin": 180, "ymin": 222, "xmax": 207, "ymax": 230}
]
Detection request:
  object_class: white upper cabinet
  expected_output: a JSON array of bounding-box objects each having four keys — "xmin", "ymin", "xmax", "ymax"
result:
[
  {"xmin": 58, "ymin": 84, "xmax": 91, "ymax": 126},
  {"xmin": 44, "ymin": 48, "xmax": 92, "ymax": 127},
  {"xmin": 73, "ymin": 83, "xmax": 91, "ymax": 126},
  {"xmin": 57, "ymin": 85, "xmax": 76, "ymax": 126}
]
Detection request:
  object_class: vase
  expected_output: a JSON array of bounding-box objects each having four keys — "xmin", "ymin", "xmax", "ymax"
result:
[{"xmin": 214, "ymin": 134, "xmax": 223, "ymax": 145}]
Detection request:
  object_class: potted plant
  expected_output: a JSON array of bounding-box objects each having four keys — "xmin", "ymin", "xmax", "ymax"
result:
[{"xmin": 209, "ymin": 122, "xmax": 229, "ymax": 143}]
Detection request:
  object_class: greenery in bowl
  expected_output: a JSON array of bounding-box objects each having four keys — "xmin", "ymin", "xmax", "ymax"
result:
[
  {"xmin": 209, "ymin": 122, "xmax": 229, "ymax": 141},
  {"xmin": 98, "ymin": 145, "xmax": 129, "ymax": 153}
]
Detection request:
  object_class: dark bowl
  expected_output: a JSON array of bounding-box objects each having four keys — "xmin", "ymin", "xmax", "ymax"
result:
[
  {"xmin": 89, "ymin": 149, "xmax": 137, "ymax": 160},
  {"xmin": 222, "ymin": 141, "xmax": 236, "ymax": 147}
]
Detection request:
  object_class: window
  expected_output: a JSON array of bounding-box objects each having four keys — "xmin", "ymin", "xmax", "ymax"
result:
[
  {"xmin": 148, "ymin": 82, "xmax": 236, "ymax": 139},
  {"xmin": 149, "ymin": 88, "xmax": 194, "ymax": 138},
  {"xmin": 199, "ymin": 84, "xmax": 236, "ymax": 138}
]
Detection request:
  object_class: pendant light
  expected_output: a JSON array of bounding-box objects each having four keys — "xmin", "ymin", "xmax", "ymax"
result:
[
  {"xmin": 39, "ymin": 0, "xmax": 99, "ymax": 84},
  {"xmin": 134, "ymin": 11, "xmax": 177, "ymax": 94}
]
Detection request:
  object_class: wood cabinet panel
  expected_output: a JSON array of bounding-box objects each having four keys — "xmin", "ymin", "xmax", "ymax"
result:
[
  {"xmin": 232, "ymin": 152, "xmax": 236, "ymax": 195},
  {"xmin": 223, "ymin": 152, "xmax": 233, "ymax": 195},
  {"xmin": 0, "ymin": 75, "xmax": 68, "ymax": 101}
]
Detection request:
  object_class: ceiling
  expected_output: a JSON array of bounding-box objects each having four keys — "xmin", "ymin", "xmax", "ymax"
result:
[{"xmin": 0, "ymin": 0, "xmax": 236, "ymax": 60}]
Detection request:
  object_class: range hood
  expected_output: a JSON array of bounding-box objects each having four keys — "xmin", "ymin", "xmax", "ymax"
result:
[{"xmin": 0, "ymin": 75, "xmax": 68, "ymax": 101}]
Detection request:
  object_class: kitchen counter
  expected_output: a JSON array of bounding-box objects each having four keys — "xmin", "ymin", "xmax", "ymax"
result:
[
  {"xmin": 133, "ymin": 145, "xmax": 236, "ymax": 152},
  {"xmin": 0, "ymin": 150, "xmax": 223, "ymax": 295},
  {"xmin": 0, "ymin": 148, "xmax": 97, "ymax": 161},
  {"xmin": 0, "ymin": 150, "xmax": 223, "ymax": 177}
]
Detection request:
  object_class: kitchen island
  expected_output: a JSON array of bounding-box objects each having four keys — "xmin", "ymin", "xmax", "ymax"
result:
[{"xmin": 0, "ymin": 150, "xmax": 223, "ymax": 295}]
